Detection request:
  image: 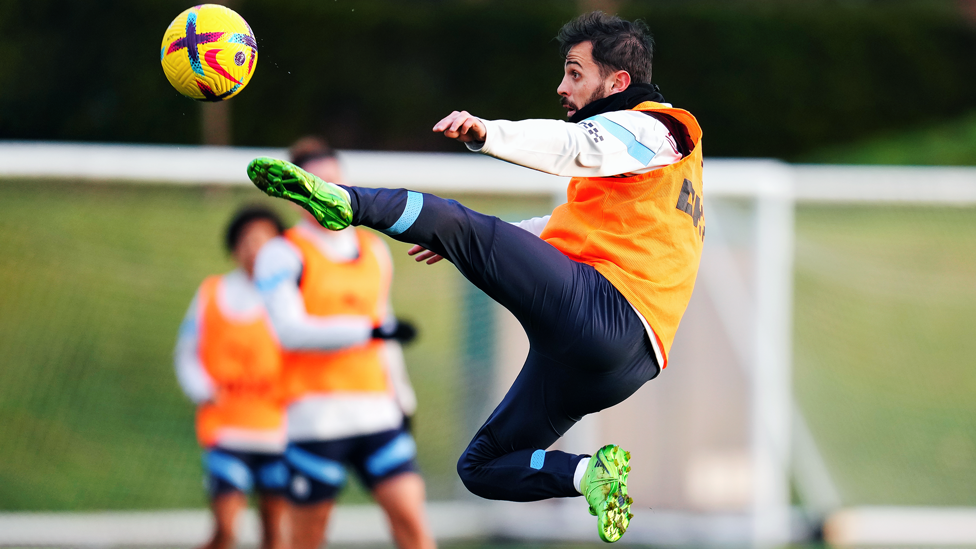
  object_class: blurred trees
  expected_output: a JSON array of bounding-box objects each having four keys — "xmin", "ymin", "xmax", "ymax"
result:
[{"xmin": 0, "ymin": 0, "xmax": 972, "ymax": 160}]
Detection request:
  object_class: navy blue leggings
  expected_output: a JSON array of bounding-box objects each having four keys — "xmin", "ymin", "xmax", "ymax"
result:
[{"xmin": 346, "ymin": 187, "xmax": 660, "ymax": 501}]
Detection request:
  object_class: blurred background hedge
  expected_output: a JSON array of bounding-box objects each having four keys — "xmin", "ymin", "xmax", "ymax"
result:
[{"xmin": 1, "ymin": 0, "xmax": 973, "ymax": 160}]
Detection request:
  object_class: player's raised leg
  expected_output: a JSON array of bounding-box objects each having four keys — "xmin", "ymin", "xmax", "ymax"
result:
[{"xmin": 247, "ymin": 157, "xmax": 571, "ymax": 329}]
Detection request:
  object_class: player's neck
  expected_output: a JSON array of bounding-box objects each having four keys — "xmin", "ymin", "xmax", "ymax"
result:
[{"xmin": 568, "ymin": 83, "xmax": 666, "ymax": 123}]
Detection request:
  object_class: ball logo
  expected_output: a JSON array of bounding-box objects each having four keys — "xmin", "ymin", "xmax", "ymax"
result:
[
  {"xmin": 160, "ymin": 4, "xmax": 257, "ymax": 102},
  {"xmin": 204, "ymin": 49, "xmax": 243, "ymax": 85}
]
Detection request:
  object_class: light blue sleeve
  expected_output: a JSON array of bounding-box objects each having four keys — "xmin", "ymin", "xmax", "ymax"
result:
[{"xmin": 173, "ymin": 288, "xmax": 215, "ymax": 404}]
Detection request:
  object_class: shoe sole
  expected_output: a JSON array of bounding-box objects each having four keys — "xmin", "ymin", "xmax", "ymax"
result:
[
  {"xmin": 596, "ymin": 445, "xmax": 633, "ymax": 543},
  {"xmin": 247, "ymin": 157, "xmax": 352, "ymax": 231}
]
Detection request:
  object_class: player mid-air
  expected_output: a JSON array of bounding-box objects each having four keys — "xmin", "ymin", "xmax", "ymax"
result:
[{"xmin": 247, "ymin": 11, "xmax": 703, "ymax": 543}]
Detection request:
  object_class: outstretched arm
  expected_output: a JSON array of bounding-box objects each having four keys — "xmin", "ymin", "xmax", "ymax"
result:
[
  {"xmin": 254, "ymin": 237, "xmax": 374, "ymax": 350},
  {"xmin": 434, "ymin": 110, "xmax": 681, "ymax": 178}
]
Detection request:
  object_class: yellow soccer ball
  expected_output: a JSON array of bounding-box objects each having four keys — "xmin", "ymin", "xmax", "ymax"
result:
[{"xmin": 160, "ymin": 4, "xmax": 257, "ymax": 101}]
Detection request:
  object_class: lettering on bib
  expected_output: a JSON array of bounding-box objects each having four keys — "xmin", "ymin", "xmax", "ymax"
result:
[{"xmin": 676, "ymin": 178, "xmax": 705, "ymax": 240}]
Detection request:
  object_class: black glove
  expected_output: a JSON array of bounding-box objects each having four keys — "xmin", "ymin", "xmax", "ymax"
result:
[{"xmin": 371, "ymin": 319, "xmax": 418, "ymax": 344}]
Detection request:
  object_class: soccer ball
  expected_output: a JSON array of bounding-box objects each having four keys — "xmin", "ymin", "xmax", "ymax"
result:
[{"xmin": 160, "ymin": 4, "xmax": 257, "ymax": 101}]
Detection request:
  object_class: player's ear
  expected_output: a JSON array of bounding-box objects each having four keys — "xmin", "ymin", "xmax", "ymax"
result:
[{"xmin": 609, "ymin": 70, "xmax": 631, "ymax": 95}]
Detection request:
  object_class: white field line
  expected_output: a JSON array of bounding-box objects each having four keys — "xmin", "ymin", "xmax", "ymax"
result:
[{"xmin": 0, "ymin": 502, "xmax": 815, "ymax": 546}]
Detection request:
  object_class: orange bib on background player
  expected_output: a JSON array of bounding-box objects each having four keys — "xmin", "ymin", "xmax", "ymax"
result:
[
  {"xmin": 281, "ymin": 228, "xmax": 393, "ymax": 402},
  {"xmin": 540, "ymin": 102, "xmax": 704, "ymax": 368},
  {"xmin": 196, "ymin": 275, "xmax": 285, "ymax": 448}
]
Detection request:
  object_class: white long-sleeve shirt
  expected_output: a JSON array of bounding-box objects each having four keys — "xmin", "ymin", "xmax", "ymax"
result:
[
  {"xmin": 479, "ymin": 108, "xmax": 686, "ymax": 368},
  {"xmin": 511, "ymin": 215, "xmax": 551, "ymax": 237},
  {"xmin": 469, "ymin": 109, "xmax": 682, "ymax": 178},
  {"xmin": 252, "ymin": 223, "xmax": 417, "ymax": 441}
]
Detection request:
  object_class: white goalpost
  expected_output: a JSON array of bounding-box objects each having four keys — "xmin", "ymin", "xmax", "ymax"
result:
[{"xmin": 0, "ymin": 142, "xmax": 974, "ymax": 547}]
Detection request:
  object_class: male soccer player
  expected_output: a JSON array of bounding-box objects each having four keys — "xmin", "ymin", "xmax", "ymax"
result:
[
  {"xmin": 252, "ymin": 138, "xmax": 434, "ymax": 549},
  {"xmin": 175, "ymin": 206, "xmax": 290, "ymax": 549},
  {"xmin": 247, "ymin": 12, "xmax": 703, "ymax": 543}
]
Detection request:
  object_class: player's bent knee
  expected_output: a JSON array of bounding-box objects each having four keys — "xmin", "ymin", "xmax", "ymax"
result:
[
  {"xmin": 456, "ymin": 449, "xmax": 496, "ymax": 500},
  {"xmin": 456, "ymin": 451, "xmax": 478, "ymax": 495}
]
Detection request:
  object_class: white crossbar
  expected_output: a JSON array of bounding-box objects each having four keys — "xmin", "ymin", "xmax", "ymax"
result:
[{"xmin": 0, "ymin": 142, "xmax": 798, "ymax": 199}]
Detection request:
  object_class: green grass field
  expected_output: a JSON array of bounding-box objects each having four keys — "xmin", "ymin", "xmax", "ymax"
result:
[
  {"xmin": 0, "ymin": 179, "xmax": 974, "ymax": 512},
  {"xmin": 793, "ymin": 205, "xmax": 976, "ymax": 505},
  {"xmin": 0, "ymin": 178, "xmax": 551, "ymax": 510}
]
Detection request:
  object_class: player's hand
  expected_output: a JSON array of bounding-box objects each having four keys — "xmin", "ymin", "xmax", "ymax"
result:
[
  {"xmin": 372, "ymin": 319, "xmax": 418, "ymax": 344},
  {"xmin": 408, "ymin": 245, "xmax": 445, "ymax": 265},
  {"xmin": 433, "ymin": 111, "xmax": 487, "ymax": 143}
]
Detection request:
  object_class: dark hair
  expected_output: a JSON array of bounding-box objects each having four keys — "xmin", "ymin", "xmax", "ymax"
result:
[
  {"xmin": 289, "ymin": 135, "xmax": 336, "ymax": 170},
  {"xmin": 225, "ymin": 205, "xmax": 285, "ymax": 252},
  {"xmin": 557, "ymin": 11, "xmax": 654, "ymax": 84}
]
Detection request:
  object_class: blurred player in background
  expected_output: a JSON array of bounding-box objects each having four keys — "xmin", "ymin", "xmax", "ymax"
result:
[
  {"xmin": 247, "ymin": 12, "xmax": 703, "ymax": 543},
  {"xmin": 288, "ymin": 137, "xmax": 420, "ymax": 431},
  {"xmin": 175, "ymin": 206, "xmax": 289, "ymax": 549},
  {"xmin": 253, "ymin": 138, "xmax": 433, "ymax": 549}
]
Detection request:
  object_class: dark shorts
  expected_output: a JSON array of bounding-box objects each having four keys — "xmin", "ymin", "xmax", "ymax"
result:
[
  {"xmin": 204, "ymin": 447, "xmax": 288, "ymax": 498},
  {"xmin": 284, "ymin": 427, "xmax": 418, "ymax": 505}
]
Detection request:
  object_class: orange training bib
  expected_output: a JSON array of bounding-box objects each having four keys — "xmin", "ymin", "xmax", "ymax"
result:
[{"xmin": 540, "ymin": 102, "xmax": 704, "ymax": 368}]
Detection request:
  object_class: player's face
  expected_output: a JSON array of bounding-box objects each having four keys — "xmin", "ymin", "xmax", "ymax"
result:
[
  {"xmin": 557, "ymin": 41, "xmax": 613, "ymax": 118},
  {"xmin": 234, "ymin": 219, "xmax": 279, "ymax": 277}
]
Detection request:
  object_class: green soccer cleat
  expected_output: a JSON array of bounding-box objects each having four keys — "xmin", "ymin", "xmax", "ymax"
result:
[
  {"xmin": 247, "ymin": 157, "xmax": 353, "ymax": 231},
  {"xmin": 580, "ymin": 444, "xmax": 634, "ymax": 543}
]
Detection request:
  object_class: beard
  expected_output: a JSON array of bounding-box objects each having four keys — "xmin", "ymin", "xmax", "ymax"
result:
[{"xmin": 561, "ymin": 85, "xmax": 610, "ymax": 117}]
